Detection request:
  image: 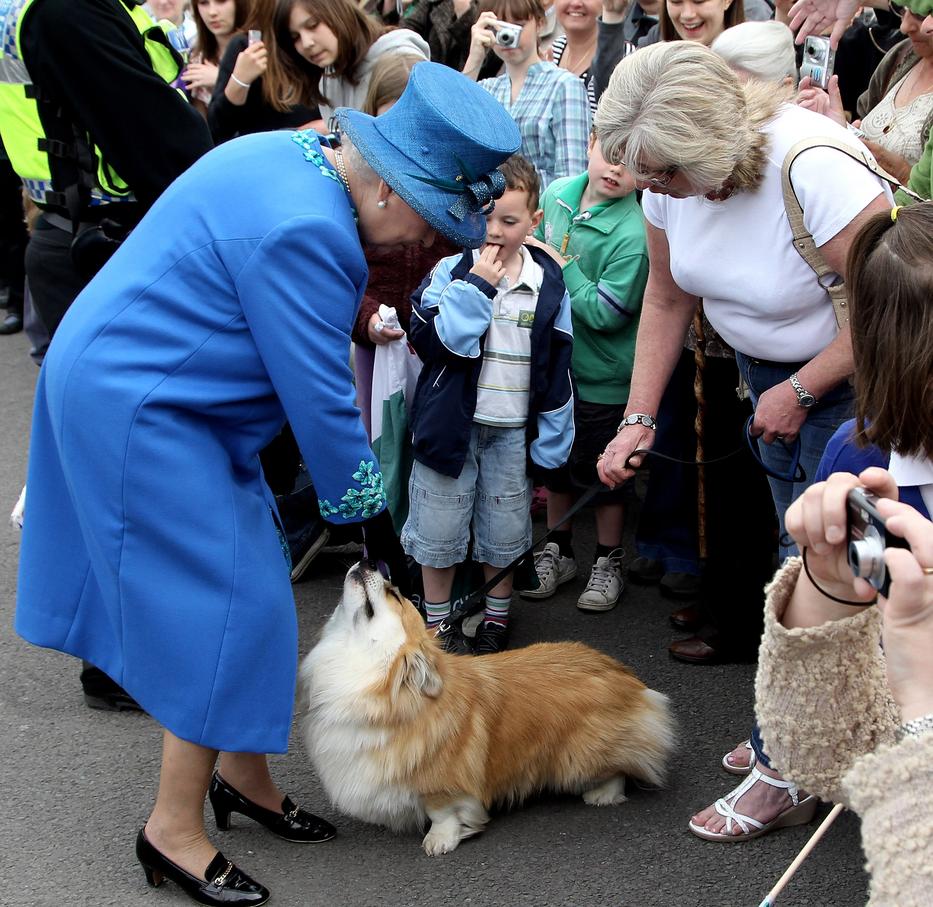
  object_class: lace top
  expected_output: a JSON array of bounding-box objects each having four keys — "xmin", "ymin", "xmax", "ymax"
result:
[{"xmin": 861, "ymin": 71, "xmax": 933, "ymax": 166}]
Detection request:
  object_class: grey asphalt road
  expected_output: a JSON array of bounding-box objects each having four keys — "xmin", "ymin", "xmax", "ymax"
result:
[{"xmin": 0, "ymin": 328, "xmax": 868, "ymax": 907}]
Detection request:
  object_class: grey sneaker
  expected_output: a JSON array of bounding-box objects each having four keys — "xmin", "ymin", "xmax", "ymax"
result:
[
  {"xmin": 521, "ymin": 541, "xmax": 578, "ymax": 600},
  {"xmin": 577, "ymin": 550, "xmax": 624, "ymax": 612}
]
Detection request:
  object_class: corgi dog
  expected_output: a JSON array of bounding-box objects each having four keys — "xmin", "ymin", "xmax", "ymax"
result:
[{"xmin": 300, "ymin": 562, "xmax": 675, "ymax": 855}]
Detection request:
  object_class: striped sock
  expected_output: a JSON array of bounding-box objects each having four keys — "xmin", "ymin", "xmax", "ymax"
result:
[
  {"xmin": 425, "ymin": 599, "xmax": 451, "ymax": 628},
  {"xmin": 484, "ymin": 593, "xmax": 511, "ymax": 628}
]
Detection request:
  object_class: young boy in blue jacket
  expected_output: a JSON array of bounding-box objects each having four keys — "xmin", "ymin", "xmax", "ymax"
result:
[{"xmin": 402, "ymin": 154, "xmax": 575, "ymax": 655}]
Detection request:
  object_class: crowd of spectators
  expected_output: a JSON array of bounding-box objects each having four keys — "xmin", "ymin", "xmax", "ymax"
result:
[{"xmin": 1, "ymin": 0, "xmax": 931, "ymax": 905}]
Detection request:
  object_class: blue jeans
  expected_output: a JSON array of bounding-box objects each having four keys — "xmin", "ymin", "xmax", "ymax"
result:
[
  {"xmin": 735, "ymin": 353, "xmax": 854, "ymax": 562},
  {"xmin": 402, "ymin": 424, "xmax": 532, "ymax": 569},
  {"xmin": 737, "ymin": 352, "xmax": 853, "ymax": 771}
]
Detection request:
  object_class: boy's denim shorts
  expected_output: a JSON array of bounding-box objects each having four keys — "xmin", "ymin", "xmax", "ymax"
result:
[{"xmin": 402, "ymin": 423, "xmax": 532, "ymax": 569}]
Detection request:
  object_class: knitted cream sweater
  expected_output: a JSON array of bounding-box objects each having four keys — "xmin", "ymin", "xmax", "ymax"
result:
[{"xmin": 755, "ymin": 558, "xmax": 933, "ymax": 906}]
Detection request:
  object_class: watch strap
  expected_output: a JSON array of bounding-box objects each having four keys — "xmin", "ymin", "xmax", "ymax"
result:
[{"xmin": 789, "ymin": 372, "xmax": 817, "ymax": 406}]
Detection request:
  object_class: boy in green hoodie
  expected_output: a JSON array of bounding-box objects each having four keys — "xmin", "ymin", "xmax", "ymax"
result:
[{"xmin": 524, "ymin": 130, "xmax": 648, "ymax": 611}]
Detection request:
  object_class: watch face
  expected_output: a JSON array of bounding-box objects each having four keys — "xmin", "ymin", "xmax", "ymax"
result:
[{"xmin": 798, "ymin": 393, "xmax": 817, "ymax": 408}]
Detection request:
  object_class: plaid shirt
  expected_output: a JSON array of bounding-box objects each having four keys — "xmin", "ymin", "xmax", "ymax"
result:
[{"xmin": 480, "ymin": 61, "xmax": 591, "ymax": 190}]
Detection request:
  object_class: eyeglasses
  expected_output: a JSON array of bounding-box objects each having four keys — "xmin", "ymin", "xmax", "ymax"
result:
[{"xmin": 632, "ymin": 166, "xmax": 677, "ymax": 188}]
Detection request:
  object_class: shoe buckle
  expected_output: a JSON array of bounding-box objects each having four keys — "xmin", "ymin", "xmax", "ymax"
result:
[
  {"xmin": 284, "ymin": 804, "xmax": 301, "ymax": 821},
  {"xmin": 213, "ymin": 861, "xmax": 234, "ymax": 888}
]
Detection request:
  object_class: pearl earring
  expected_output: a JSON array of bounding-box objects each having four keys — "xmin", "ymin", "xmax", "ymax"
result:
[{"xmin": 377, "ymin": 200, "xmax": 387, "ymax": 209}]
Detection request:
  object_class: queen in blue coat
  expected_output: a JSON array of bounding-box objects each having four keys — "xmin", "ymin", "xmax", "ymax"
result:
[{"xmin": 15, "ymin": 63, "xmax": 520, "ymax": 906}]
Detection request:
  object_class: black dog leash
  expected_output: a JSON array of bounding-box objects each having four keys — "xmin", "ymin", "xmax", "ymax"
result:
[
  {"xmin": 440, "ymin": 424, "xmax": 806, "ymax": 632},
  {"xmin": 443, "ymin": 482, "xmax": 603, "ymax": 629}
]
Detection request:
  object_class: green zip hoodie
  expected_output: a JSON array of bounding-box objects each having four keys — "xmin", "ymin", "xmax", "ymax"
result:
[{"xmin": 534, "ymin": 172, "xmax": 648, "ymax": 404}]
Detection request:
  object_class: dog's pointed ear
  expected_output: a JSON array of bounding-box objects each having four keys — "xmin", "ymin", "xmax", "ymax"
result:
[{"xmin": 400, "ymin": 646, "xmax": 443, "ymax": 699}]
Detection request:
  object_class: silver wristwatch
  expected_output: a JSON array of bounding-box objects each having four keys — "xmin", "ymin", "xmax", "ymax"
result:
[
  {"xmin": 789, "ymin": 372, "xmax": 817, "ymax": 409},
  {"xmin": 617, "ymin": 413, "xmax": 657, "ymax": 432}
]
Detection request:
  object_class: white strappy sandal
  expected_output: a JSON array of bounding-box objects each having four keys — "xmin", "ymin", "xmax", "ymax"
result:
[
  {"xmin": 721, "ymin": 739, "xmax": 756, "ymax": 776},
  {"xmin": 688, "ymin": 767, "xmax": 818, "ymax": 842}
]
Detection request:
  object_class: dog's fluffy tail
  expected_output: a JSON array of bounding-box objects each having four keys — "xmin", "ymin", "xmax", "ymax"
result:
[{"xmin": 623, "ymin": 688, "xmax": 676, "ymax": 788}]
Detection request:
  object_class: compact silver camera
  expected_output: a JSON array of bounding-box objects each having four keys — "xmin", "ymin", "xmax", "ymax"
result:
[
  {"xmin": 846, "ymin": 488, "xmax": 910, "ymax": 598},
  {"xmin": 492, "ymin": 19, "xmax": 523, "ymax": 48},
  {"xmin": 799, "ymin": 35, "xmax": 835, "ymax": 90}
]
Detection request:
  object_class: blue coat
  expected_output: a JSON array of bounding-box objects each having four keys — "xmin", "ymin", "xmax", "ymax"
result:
[{"xmin": 15, "ymin": 131, "xmax": 385, "ymax": 753}]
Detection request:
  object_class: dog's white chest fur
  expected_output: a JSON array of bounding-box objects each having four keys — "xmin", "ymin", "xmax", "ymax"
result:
[{"xmin": 300, "ymin": 629, "xmax": 426, "ymax": 831}]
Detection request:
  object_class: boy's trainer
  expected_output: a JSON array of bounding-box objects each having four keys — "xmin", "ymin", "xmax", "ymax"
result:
[
  {"xmin": 522, "ymin": 541, "xmax": 577, "ymax": 599},
  {"xmin": 474, "ymin": 620, "xmax": 510, "ymax": 655},
  {"xmin": 577, "ymin": 549, "xmax": 624, "ymax": 612}
]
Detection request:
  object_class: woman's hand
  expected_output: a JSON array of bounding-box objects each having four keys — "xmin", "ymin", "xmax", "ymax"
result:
[
  {"xmin": 796, "ymin": 74, "xmax": 847, "ymax": 128},
  {"xmin": 749, "ymin": 380, "xmax": 809, "ymax": 445},
  {"xmin": 232, "ymin": 40, "xmax": 267, "ymax": 87},
  {"xmin": 470, "ymin": 244, "xmax": 505, "ymax": 285},
  {"xmin": 876, "ymin": 499, "xmax": 933, "ymax": 723},
  {"xmin": 596, "ymin": 423, "xmax": 655, "ymax": 489},
  {"xmin": 860, "ymin": 138, "xmax": 913, "ymax": 186},
  {"xmin": 362, "ymin": 509, "xmax": 411, "ymax": 597},
  {"xmin": 786, "ymin": 468, "xmax": 899, "ymax": 601},
  {"xmin": 367, "ymin": 312, "xmax": 406, "ymax": 346},
  {"xmin": 463, "ymin": 11, "xmax": 497, "ymax": 77},
  {"xmin": 182, "ymin": 61, "xmax": 219, "ymax": 92},
  {"xmin": 602, "ymin": 0, "xmax": 630, "ymax": 24},
  {"xmin": 524, "ymin": 235, "xmax": 565, "ymax": 266}
]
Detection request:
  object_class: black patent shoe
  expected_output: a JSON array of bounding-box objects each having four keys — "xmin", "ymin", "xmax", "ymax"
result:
[
  {"xmin": 135, "ymin": 829, "xmax": 269, "ymax": 906},
  {"xmin": 209, "ymin": 772, "xmax": 337, "ymax": 844}
]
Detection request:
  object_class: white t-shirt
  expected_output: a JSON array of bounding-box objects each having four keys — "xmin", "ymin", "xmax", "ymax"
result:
[
  {"xmin": 642, "ymin": 104, "xmax": 893, "ymax": 362},
  {"xmin": 472, "ymin": 246, "xmax": 543, "ymax": 428}
]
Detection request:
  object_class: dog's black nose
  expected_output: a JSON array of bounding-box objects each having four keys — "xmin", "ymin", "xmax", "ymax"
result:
[{"xmin": 365, "ymin": 556, "xmax": 378, "ymax": 572}]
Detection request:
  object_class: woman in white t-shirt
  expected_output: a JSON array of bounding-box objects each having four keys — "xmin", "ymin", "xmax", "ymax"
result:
[{"xmin": 593, "ymin": 42, "xmax": 893, "ymax": 842}]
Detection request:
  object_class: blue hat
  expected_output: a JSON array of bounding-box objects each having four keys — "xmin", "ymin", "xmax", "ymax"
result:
[{"xmin": 335, "ymin": 62, "xmax": 521, "ymax": 248}]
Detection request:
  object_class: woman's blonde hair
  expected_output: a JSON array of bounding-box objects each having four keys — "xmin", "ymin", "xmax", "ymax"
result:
[{"xmin": 594, "ymin": 42, "xmax": 780, "ymax": 194}]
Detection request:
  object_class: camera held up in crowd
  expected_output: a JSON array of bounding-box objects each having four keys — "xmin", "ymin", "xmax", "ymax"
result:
[
  {"xmin": 799, "ymin": 35, "xmax": 835, "ymax": 90},
  {"xmin": 492, "ymin": 20, "xmax": 523, "ymax": 48},
  {"xmin": 847, "ymin": 488, "xmax": 911, "ymax": 598}
]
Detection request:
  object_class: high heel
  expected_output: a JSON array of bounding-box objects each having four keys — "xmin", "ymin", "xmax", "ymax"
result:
[
  {"xmin": 135, "ymin": 829, "xmax": 270, "ymax": 905},
  {"xmin": 209, "ymin": 772, "xmax": 337, "ymax": 844}
]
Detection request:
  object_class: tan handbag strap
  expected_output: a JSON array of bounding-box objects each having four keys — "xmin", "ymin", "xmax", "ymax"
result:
[{"xmin": 781, "ymin": 136, "xmax": 920, "ymax": 329}]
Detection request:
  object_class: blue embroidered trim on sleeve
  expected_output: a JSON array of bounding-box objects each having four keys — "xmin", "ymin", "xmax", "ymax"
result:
[
  {"xmin": 318, "ymin": 461, "xmax": 386, "ymax": 520},
  {"xmin": 291, "ymin": 131, "xmax": 340, "ymax": 184}
]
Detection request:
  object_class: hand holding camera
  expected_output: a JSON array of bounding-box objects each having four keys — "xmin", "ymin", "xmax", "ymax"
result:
[
  {"xmin": 795, "ymin": 73, "xmax": 846, "ymax": 129},
  {"xmin": 464, "ymin": 12, "xmax": 524, "ymax": 75},
  {"xmin": 784, "ymin": 468, "xmax": 920, "ymax": 620},
  {"xmin": 873, "ymin": 498, "xmax": 933, "ymax": 724}
]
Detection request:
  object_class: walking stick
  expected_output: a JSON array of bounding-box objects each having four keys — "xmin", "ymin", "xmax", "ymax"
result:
[
  {"xmin": 757, "ymin": 804, "xmax": 845, "ymax": 906},
  {"xmin": 692, "ymin": 303, "xmax": 707, "ymax": 560}
]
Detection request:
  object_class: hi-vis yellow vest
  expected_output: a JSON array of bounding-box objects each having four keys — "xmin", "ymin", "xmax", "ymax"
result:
[{"xmin": 0, "ymin": 0, "xmax": 182, "ymax": 205}]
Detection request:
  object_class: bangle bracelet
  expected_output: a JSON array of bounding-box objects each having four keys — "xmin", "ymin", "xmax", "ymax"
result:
[
  {"xmin": 897, "ymin": 713, "xmax": 933, "ymax": 742},
  {"xmin": 230, "ymin": 74, "xmax": 251, "ymax": 89}
]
